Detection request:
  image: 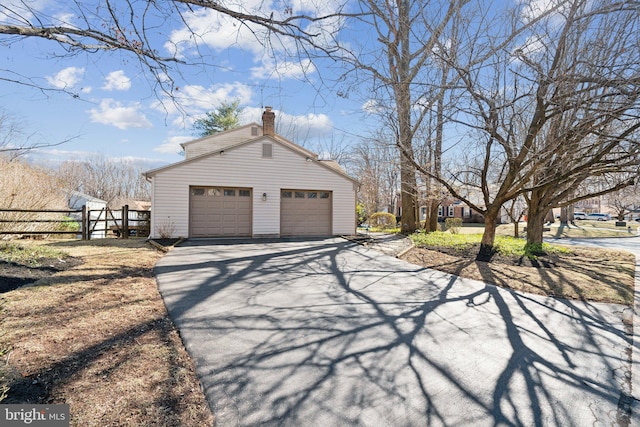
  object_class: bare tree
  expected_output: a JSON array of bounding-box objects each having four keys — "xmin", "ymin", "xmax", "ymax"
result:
[
  {"xmin": 508, "ymin": 1, "xmax": 640, "ymax": 245},
  {"xmin": 606, "ymin": 182, "xmax": 639, "ymax": 221},
  {"xmin": 400, "ymin": 0, "xmax": 640, "ymax": 259},
  {"xmin": 0, "ymin": 1, "xmax": 355, "ymax": 98},
  {"xmin": 0, "ymin": 108, "xmax": 72, "ymax": 158},
  {"xmin": 351, "ymin": 134, "xmax": 399, "ymax": 219},
  {"xmin": 57, "ymin": 156, "xmax": 150, "ymax": 206},
  {"xmin": 503, "ymin": 196, "xmax": 527, "ymax": 238},
  {"xmin": 4, "ymin": 1, "xmax": 638, "ymax": 252},
  {"xmin": 333, "ymin": 0, "xmax": 469, "ymax": 233},
  {"xmin": 0, "ymin": 155, "xmax": 68, "ymax": 238}
]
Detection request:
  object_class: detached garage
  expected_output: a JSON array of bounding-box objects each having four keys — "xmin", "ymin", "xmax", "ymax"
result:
[{"xmin": 144, "ymin": 107, "xmax": 358, "ymax": 239}]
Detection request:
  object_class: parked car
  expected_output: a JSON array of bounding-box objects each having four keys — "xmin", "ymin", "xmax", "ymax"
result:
[
  {"xmin": 573, "ymin": 212, "xmax": 587, "ymax": 220},
  {"xmin": 586, "ymin": 213, "xmax": 610, "ymax": 221}
]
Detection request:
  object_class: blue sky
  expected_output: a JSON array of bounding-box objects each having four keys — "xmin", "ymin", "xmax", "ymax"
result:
[
  {"xmin": 1, "ymin": 0, "xmax": 557, "ymax": 171},
  {"xmin": 0, "ymin": 0, "xmax": 371, "ymax": 169}
]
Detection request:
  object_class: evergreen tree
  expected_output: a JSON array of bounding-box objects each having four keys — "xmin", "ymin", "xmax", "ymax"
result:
[{"xmin": 193, "ymin": 101, "xmax": 242, "ymax": 137}]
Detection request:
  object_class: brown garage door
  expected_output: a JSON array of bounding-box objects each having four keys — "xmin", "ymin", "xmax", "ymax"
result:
[
  {"xmin": 190, "ymin": 187, "xmax": 252, "ymax": 237},
  {"xmin": 281, "ymin": 190, "xmax": 332, "ymax": 236}
]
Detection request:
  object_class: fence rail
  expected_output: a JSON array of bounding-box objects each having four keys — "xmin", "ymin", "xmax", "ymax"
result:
[{"xmin": 0, "ymin": 205, "xmax": 150, "ymax": 240}]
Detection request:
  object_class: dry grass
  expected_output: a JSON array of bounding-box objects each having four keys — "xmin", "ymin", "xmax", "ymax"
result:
[
  {"xmin": 0, "ymin": 238, "xmax": 214, "ymax": 426},
  {"xmin": 401, "ymin": 245, "xmax": 636, "ymax": 305}
]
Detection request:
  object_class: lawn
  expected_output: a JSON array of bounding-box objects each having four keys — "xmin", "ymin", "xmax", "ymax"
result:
[
  {"xmin": 0, "ymin": 239, "xmax": 213, "ymax": 426},
  {"xmin": 402, "ymin": 231, "xmax": 636, "ymax": 305},
  {"xmin": 458, "ymin": 221, "xmax": 639, "ymax": 238}
]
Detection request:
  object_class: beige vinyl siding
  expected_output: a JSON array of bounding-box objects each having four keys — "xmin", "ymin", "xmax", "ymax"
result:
[
  {"xmin": 149, "ymin": 138, "xmax": 356, "ymax": 238},
  {"xmin": 184, "ymin": 125, "xmax": 262, "ymax": 159}
]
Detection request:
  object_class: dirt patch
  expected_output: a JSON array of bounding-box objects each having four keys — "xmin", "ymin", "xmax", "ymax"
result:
[
  {"xmin": 0, "ymin": 239, "xmax": 214, "ymax": 426},
  {"xmin": 0, "ymin": 257, "xmax": 83, "ymax": 293},
  {"xmin": 400, "ymin": 243, "xmax": 635, "ymax": 305}
]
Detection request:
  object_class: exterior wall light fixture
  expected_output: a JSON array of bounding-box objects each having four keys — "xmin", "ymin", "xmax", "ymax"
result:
[{"xmin": 262, "ymin": 193, "xmax": 267, "ymax": 201}]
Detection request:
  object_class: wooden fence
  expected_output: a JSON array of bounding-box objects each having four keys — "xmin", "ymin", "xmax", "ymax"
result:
[{"xmin": 0, "ymin": 205, "xmax": 150, "ymax": 240}]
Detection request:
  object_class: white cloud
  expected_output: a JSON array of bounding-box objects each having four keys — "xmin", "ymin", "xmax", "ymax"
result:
[
  {"xmin": 89, "ymin": 99, "xmax": 152, "ymax": 130},
  {"xmin": 164, "ymin": 0, "xmax": 344, "ymax": 56},
  {"xmin": 1, "ymin": 0, "xmax": 48, "ymax": 23},
  {"xmin": 251, "ymin": 58, "xmax": 316, "ymax": 79},
  {"xmin": 283, "ymin": 111, "xmax": 333, "ymax": 139},
  {"xmin": 46, "ymin": 67, "xmax": 85, "ymax": 90},
  {"xmin": 163, "ymin": 1, "xmax": 342, "ymax": 78},
  {"xmin": 241, "ymin": 106, "xmax": 333, "ymax": 141},
  {"xmin": 154, "ymin": 82, "xmax": 253, "ymax": 127},
  {"xmin": 154, "ymin": 135, "xmax": 193, "ymax": 154},
  {"xmin": 362, "ymin": 100, "xmax": 381, "ymax": 114},
  {"xmin": 518, "ymin": 0, "xmax": 568, "ymax": 26},
  {"xmin": 27, "ymin": 148, "xmax": 167, "ymax": 167},
  {"xmin": 165, "ymin": 7, "xmax": 270, "ymax": 58},
  {"xmin": 53, "ymin": 12, "xmax": 75, "ymax": 25},
  {"xmin": 102, "ymin": 70, "xmax": 131, "ymax": 91}
]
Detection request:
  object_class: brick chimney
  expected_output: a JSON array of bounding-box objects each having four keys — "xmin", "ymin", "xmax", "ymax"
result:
[{"xmin": 262, "ymin": 106, "xmax": 275, "ymax": 136}]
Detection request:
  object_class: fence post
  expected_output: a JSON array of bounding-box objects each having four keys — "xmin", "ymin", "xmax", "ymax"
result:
[
  {"xmin": 122, "ymin": 205, "xmax": 129, "ymax": 239},
  {"xmin": 82, "ymin": 205, "xmax": 87, "ymax": 240},
  {"xmin": 86, "ymin": 207, "xmax": 91, "ymax": 241}
]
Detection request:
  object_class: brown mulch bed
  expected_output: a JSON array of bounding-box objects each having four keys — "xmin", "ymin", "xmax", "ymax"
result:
[
  {"xmin": 424, "ymin": 243, "xmax": 562, "ymax": 268},
  {"xmin": 0, "ymin": 257, "xmax": 83, "ymax": 293}
]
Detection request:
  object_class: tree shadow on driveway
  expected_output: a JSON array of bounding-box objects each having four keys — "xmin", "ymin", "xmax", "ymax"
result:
[{"xmin": 155, "ymin": 238, "xmax": 632, "ymax": 426}]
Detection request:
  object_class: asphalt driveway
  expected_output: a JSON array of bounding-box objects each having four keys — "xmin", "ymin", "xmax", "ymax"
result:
[{"xmin": 155, "ymin": 238, "xmax": 634, "ymax": 426}]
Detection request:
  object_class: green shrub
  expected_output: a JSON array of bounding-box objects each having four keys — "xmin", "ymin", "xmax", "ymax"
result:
[
  {"xmin": 0, "ymin": 242, "xmax": 68, "ymax": 265},
  {"xmin": 356, "ymin": 202, "xmax": 367, "ymax": 225},
  {"xmin": 444, "ymin": 217, "xmax": 463, "ymax": 234},
  {"xmin": 59, "ymin": 216, "xmax": 80, "ymax": 232},
  {"xmin": 368, "ymin": 212, "xmax": 397, "ymax": 230}
]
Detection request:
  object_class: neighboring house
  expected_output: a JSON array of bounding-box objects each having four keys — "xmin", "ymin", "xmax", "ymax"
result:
[
  {"xmin": 143, "ymin": 107, "xmax": 359, "ymax": 238},
  {"xmin": 574, "ymin": 197, "xmax": 602, "ymax": 214},
  {"xmin": 111, "ymin": 199, "xmax": 151, "ymax": 212},
  {"xmin": 438, "ymin": 200, "xmax": 485, "ymax": 223},
  {"xmin": 67, "ymin": 190, "xmax": 108, "ymax": 239},
  {"xmin": 419, "ymin": 199, "xmax": 485, "ymax": 223},
  {"xmin": 68, "ymin": 190, "xmax": 108, "ymax": 212}
]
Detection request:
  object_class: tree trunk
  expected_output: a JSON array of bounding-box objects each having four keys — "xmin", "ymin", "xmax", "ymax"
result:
[
  {"xmin": 399, "ymin": 152, "xmax": 418, "ymax": 233},
  {"xmin": 560, "ymin": 206, "xmax": 568, "ymax": 225},
  {"xmin": 428, "ymin": 201, "xmax": 439, "ymax": 232},
  {"xmin": 394, "ymin": 0, "xmax": 419, "ymax": 235},
  {"xmin": 429, "ymin": 68, "xmax": 445, "ymax": 233},
  {"xmin": 526, "ymin": 190, "xmax": 547, "ymax": 246},
  {"xmin": 477, "ymin": 210, "xmax": 499, "ymax": 261},
  {"xmin": 525, "ymin": 210, "xmax": 546, "ymax": 246},
  {"xmin": 545, "ymin": 209, "xmax": 555, "ymax": 223}
]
